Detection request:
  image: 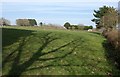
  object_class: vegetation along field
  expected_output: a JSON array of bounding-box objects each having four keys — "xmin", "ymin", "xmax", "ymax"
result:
[{"xmin": 2, "ymin": 26, "xmax": 120, "ymax": 76}]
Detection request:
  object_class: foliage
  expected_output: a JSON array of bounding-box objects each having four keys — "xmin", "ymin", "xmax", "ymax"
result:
[
  {"xmin": 39, "ymin": 22, "xmax": 43, "ymax": 26},
  {"xmin": 89, "ymin": 26, "xmax": 93, "ymax": 29},
  {"xmin": 74, "ymin": 25, "xmax": 79, "ymax": 29},
  {"xmin": 64, "ymin": 22, "xmax": 71, "ymax": 29},
  {"xmin": 16, "ymin": 19, "xmax": 37, "ymax": 26},
  {"xmin": 64, "ymin": 23, "xmax": 93, "ymax": 30},
  {"xmin": 84, "ymin": 26, "xmax": 93, "ymax": 30},
  {"xmin": 100, "ymin": 10, "xmax": 118, "ymax": 30},
  {"xmin": 28, "ymin": 19, "xmax": 37, "ymax": 26},
  {"xmin": 16, "ymin": 19, "xmax": 30, "ymax": 26},
  {"xmin": 91, "ymin": 6, "xmax": 110, "ymax": 28},
  {"xmin": 92, "ymin": 6, "xmax": 118, "ymax": 30},
  {"xmin": 70, "ymin": 25, "xmax": 78, "ymax": 30},
  {"xmin": 0, "ymin": 18, "xmax": 11, "ymax": 26},
  {"xmin": 84, "ymin": 26, "xmax": 89, "ymax": 30},
  {"xmin": 103, "ymin": 30, "xmax": 120, "ymax": 69}
]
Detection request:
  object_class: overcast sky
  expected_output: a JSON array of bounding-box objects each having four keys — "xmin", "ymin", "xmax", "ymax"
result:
[{"xmin": 1, "ymin": 0, "xmax": 119, "ymax": 27}]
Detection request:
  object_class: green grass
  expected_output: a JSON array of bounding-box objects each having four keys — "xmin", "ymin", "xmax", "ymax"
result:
[{"xmin": 2, "ymin": 26, "xmax": 120, "ymax": 75}]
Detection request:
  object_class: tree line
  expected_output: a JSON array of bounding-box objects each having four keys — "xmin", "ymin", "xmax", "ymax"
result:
[
  {"xmin": 0, "ymin": 18, "xmax": 93, "ymax": 30},
  {"xmin": 0, "ymin": 18, "xmax": 38, "ymax": 26},
  {"xmin": 63, "ymin": 22, "xmax": 93, "ymax": 30}
]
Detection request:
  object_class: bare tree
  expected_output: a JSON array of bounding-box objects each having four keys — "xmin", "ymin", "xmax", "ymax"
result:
[
  {"xmin": 16, "ymin": 19, "xmax": 30, "ymax": 26},
  {"xmin": 16, "ymin": 19, "xmax": 37, "ymax": 26},
  {"xmin": 0, "ymin": 18, "xmax": 11, "ymax": 26}
]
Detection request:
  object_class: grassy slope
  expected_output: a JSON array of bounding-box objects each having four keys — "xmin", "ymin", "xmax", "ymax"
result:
[{"xmin": 2, "ymin": 26, "xmax": 120, "ymax": 75}]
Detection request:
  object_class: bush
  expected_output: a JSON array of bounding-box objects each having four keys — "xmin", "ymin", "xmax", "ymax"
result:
[
  {"xmin": 105, "ymin": 30, "xmax": 119, "ymax": 49},
  {"xmin": 103, "ymin": 30, "xmax": 120, "ymax": 66}
]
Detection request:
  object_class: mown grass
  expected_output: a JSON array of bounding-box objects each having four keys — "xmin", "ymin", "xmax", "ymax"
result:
[{"xmin": 2, "ymin": 26, "xmax": 120, "ymax": 76}]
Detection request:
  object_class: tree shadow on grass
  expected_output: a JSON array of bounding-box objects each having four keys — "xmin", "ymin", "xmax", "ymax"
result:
[
  {"xmin": 2, "ymin": 28, "xmax": 34, "ymax": 47},
  {"xmin": 2, "ymin": 28, "xmax": 35, "ymax": 69},
  {"xmin": 3, "ymin": 32, "xmax": 80, "ymax": 76},
  {"xmin": 102, "ymin": 40, "xmax": 120, "ymax": 76}
]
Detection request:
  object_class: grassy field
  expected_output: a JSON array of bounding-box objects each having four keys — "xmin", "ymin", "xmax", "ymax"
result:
[{"xmin": 2, "ymin": 26, "xmax": 120, "ymax": 76}]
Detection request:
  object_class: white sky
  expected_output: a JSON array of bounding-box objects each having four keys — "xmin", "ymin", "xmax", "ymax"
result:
[
  {"xmin": 1, "ymin": 0, "xmax": 119, "ymax": 2},
  {"xmin": 1, "ymin": 0, "xmax": 119, "ymax": 27}
]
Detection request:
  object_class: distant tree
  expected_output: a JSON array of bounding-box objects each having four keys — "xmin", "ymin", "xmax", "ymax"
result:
[
  {"xmin": 0, "ymin": 18, "xmax": 11, "ymax": 26},
  {"xmin": 71, "ymin": 25, "xmax": 79, "ymax": 30},
  {"xmin": 28, "ymin": 19, "xmax": 37, "ymax": 26},
  {"xmin": 84, "ymin": 26, "xmax": 89, "ymax": 30},
  {"xmin": 83, "ymin": 26, "xmax": 93, "ymax": 30},
  {"xmin": 16, "ymin": 19, "xmax": 37, "ymax": 26},
  {"xmin": 39, "ymin": 22, "xmax": 43, "ymax": 26},
  {"xmin": 78, "ymin": 26, "xmax": 84, "ymax": 30},
  {"xmin": 23, "ymin": 19, "xmax": 30, "ymax": 26},
  {"xmin": 16, "ymin": 19, "xmax": 29, "ymax": 26},
  {"xmin": 64, "ymin": 22, "xmax": 71, "ymax": 29},
  {"xmin": 16, "ymin": 19, "xmax": 22, "ymax": 26},
  {"xmin": 89, "ymin": 26, "xmax": 93, "ymax": 29},
  {"xmin": 34, "ymin": 19, "xmax": 37, "ymax": 26},
  {"xmin": 74, "ymin": 25, "xmax": 78, "ymax": 29},
  {"xmin": 0, "ymin": 19, "xmax": 2, "ymax": 26},
  {"xmin": 78, "ymin": 24, "xmax": 85, "ymax": 30}
]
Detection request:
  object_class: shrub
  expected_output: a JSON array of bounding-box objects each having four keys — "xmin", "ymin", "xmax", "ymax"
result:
[
  {"xmin": 103, "ymin": 29, "xmax": 119, "ymax": 45},
  {"xmin": 105, "ymin": 30, "xmax": 119, "ymax": 49},
  {"xmin": 103, "ymin": 30, "xmax": 120, "ymax": 67}
]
